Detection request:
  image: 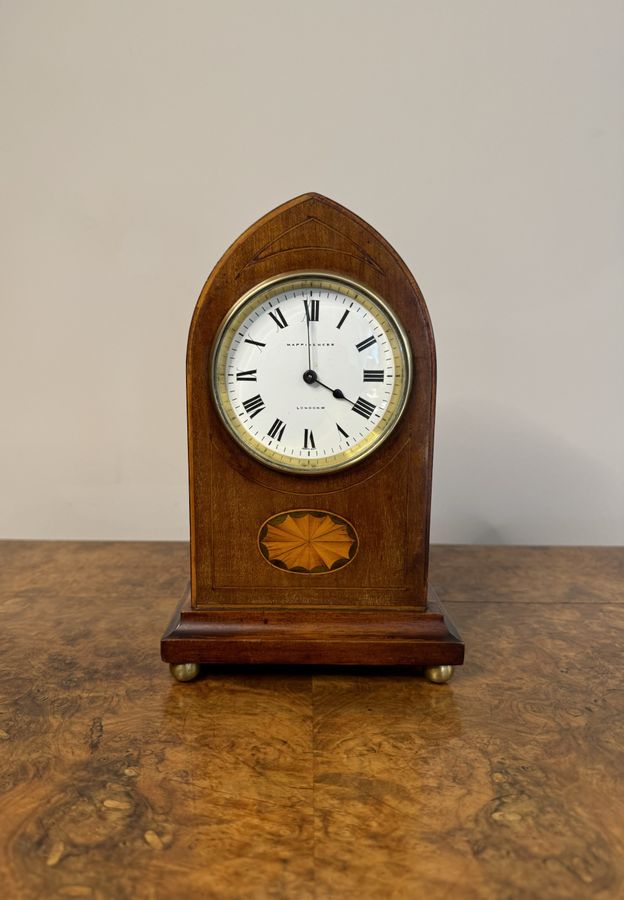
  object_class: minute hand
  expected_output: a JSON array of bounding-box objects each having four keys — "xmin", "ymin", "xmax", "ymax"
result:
[{"xmin": 304, "ymin": 300, "xmax": 312, "ymax": 372}]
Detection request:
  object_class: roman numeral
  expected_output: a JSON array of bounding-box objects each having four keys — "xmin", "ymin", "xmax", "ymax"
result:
[
  {"xmin": 244, "ymin": 337, "xmax": 266, "ymax": 348},
  {"xmin": 304, "ymin": 299, "xmax": 320, "ymax": 322},
  {"xmin": 352, "ymin": 396, "xmax": 376, "ymax": 419},
  {"xmin": 235, "ymin": 369, "xmax": 257, "ymax": 381},
  {"xmin": 303, "ymin": 428, "xmax": 316, "ymax": 450},
  {"xmin": 268, "ymin": 418, "xmax": 286, "ymax": 441},
  {"xmin": 269, "ymin": 308, "xmax": 288, "ymax": 329},
  {"xmin": 242, "ymin": 394, "xmax": 265, "ymax": 419},
  {"xmin": 336, "ymin": 423, "xmax": 349, "ymax": 439},
  {"xmin": 363, "ymin": 370, "xmax": 384, "ymax": 382},
  {"xmin": 356, "ymin": 335, "xmax": 377, "ymax": 352},
  {"xmin": 336, "ymin": 310, "xmax": 350, "ymax": 330}
]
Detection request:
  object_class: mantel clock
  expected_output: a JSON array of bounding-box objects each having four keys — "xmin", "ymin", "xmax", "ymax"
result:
[{"xmin": 161, "ymin": 194, "xmax": 464, "ymax": 683}]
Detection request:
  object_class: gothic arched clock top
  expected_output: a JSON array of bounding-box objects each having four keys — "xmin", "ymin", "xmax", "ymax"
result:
[{"xmin": 186, "ymin": 194, "xmax": 436, "ymax": 368}]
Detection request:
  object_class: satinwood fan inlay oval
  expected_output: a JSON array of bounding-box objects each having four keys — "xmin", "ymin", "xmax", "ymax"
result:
[{"xmin": 258, "ymin": 509, "xmax": 358, "ymax": 575}]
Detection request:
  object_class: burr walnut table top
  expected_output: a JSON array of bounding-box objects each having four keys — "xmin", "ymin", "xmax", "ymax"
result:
[{"xmin": 0, "ymin": 541, "xmax": 623, "ymax": 899}]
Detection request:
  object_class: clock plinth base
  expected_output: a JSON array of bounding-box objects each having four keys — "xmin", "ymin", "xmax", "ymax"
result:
[{"xmin": 161, "ymin": 586, "xmax": 464, "ymax": 671}]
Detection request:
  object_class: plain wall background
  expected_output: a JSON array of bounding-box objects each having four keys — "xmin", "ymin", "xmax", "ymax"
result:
[{"xmin": 1, "ymin": 0, "xmax": 622, "ymax": 544}]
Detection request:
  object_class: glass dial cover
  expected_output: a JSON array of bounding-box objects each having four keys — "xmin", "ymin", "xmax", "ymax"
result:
[{"xmin": 211, "ymin": 273, "xmax": 412, "ymax": 474}]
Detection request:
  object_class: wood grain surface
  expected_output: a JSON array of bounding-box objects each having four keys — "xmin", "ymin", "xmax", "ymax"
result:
[{"xmin": 1, "ymin": 541, "xmax": 623, "ymax": 899}]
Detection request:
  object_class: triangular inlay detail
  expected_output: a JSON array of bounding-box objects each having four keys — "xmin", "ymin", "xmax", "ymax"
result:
[{"xmin": 239, "ymin": 215, "xmax": 384, "ymax": 276}]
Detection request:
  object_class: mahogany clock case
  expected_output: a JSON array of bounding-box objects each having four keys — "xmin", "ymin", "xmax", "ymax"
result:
[{"xmin": 161, "ymin": 193, "xmax": 464, "ymax": 669}]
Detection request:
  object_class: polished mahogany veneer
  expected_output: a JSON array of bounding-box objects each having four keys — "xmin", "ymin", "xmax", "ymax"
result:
[{"xmin": 161, "ymin": 194, "xmax": 464, "ymax": 670}]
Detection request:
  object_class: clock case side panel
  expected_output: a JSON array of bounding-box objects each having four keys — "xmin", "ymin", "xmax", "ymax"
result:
[{"xmin": 185, "ymin": 193, "xmax": 436, "ymax": 612}]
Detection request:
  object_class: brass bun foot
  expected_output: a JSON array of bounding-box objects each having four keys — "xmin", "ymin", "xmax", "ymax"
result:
[
  {"xmin": 424, "ymin": 664, "xmax": 454, "ymax": 684},
  {"xmin": 169, "ymin": 662, "xmax": 200, "ymax": 682}
]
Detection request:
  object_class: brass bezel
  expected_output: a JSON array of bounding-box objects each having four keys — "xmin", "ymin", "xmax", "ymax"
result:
[{"xmin": 210, "ymin": 272, "xmax": 413, "ymax": 475}]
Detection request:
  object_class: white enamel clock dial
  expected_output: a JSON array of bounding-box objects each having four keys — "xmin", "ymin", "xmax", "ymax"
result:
[{"xmin": 211, "ymin": 274, "xmax": 412, "ymax": 473}]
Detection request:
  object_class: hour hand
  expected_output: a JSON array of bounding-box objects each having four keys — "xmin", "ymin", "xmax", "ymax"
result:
[{"xmin": 302, "ymin": 370, "xmax": 355, "ymax": 406}]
